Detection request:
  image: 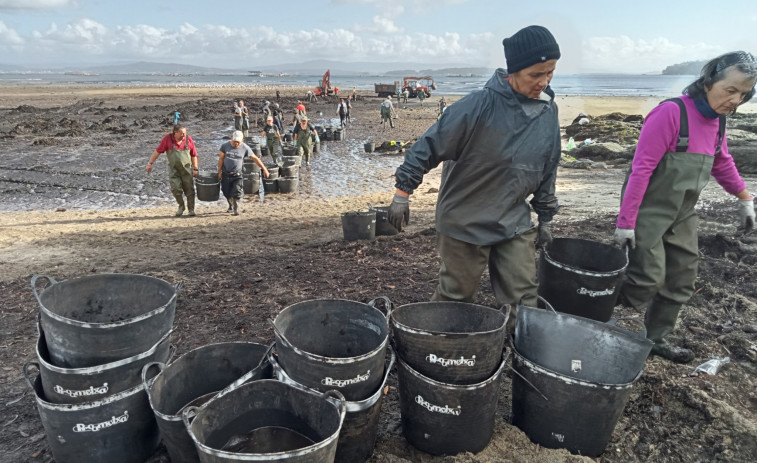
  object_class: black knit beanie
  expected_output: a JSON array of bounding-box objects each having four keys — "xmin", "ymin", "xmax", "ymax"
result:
[{"xmin": 502, "ymin": 25, "xmax": 561, "ymax": 73}]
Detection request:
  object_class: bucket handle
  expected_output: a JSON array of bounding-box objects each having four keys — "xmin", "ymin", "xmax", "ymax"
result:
[
  {"xmin": 215, "ymin": 342, "xmax": 275, "ymax": 398},
  {"xmin": 534, "ymin": 295, "xmax": 557, "ymax": 314},
  {"xmin": 323, "ymin": 389, "xmax": 348, "ymax": 426},
  {"xmin": 367, "ymin": 296, "xmax": 394, "ymax": 319},
  {"xmin": 174, "ymin": 281, "xmax": 184, "ymax": 294},
  {"xmin": 22, "ymin": 362, "xmax": 40, "ymax": 392},
  {"xmin": 606, "ymin": 317, "xmax": 647, "ymax": 339},
  {"xmin": 141, "ymin": 362, "xmax": 166, "ymax": 390},
  {"xmin": 268, "ymin": 319, "xmax": 293, "ymax": 350},
  {"xmin": 181, "ymin": 405, "xmax": 198, "ymax": 432},
  {"xmin": 30, "ymin": 274, "xmax": 58, "ymax": 304}
]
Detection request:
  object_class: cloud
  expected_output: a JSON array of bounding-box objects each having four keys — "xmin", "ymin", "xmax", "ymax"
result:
[
  {"xmin": 0, "ymin": 0, "xmax": 78, "ymax": 9},
  {"xmin": 582, "ymin": 36, "xmax": 722, "ymax": 73},
  {"xmin": 0, "ymin": 20, "xmax": 24, "ymax": 45}
]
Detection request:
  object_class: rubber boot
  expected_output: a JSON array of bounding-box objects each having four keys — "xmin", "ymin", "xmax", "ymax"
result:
[
  {"xmin": 227, "ymin": 198, "xmax": 233, "ymax": 213},
  {"xmin": 187, "ymin": 195, "xmax": 196, "ymax": 216},
  {"xmin": 231, "ymin": 197, "xmax": 239, "ymax": 216},
  {"xmin": 645, "ymin": 299, "xmax": 694, "ymax": 363},
  {"xmin": 174, "ymin": 194, "xmax": 185, "ymax": 217}
]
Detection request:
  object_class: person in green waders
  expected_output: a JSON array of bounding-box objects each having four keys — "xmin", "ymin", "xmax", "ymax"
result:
[
  {"xmin": 614, "ymin": 51, "xmax": 757, "ymax": 363},
  {"xmin": 146, "ymin": 124, "xmax": 199, "ymax": 216},
  {"xmin": 293, "ymin": 116, "xmax": 316, "ymax": 168}
]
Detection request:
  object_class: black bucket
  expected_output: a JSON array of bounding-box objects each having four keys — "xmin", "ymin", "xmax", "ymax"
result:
[
  {"xmin": 260, "ymin": 145, "xmax": 269, "ymax": 158},
  {"xmin": 277, "ymin": 177, "xmax": 299, "ymax": 194},
  {"xmin": 142, "ymin": 342, "xmax": 273, "ymax": 463},
  {"xmin": 515, "ymin": 300, "xmax": 652, "ymax": 384},
  {"xmin": 511, "ymin": 348, "xmax": 639, "ymax": 457},
  {"xmin": 333, "ymin": 129, "xmax": 343, "ymax": 141},
  {"xmin": 272, "ymin": 299, "xmax": 389, "ymax": 401},
  {"xmin": 36, "ymin": 323, "xmax": 173, "ymax": 404},
  {"xmin": 243, "ymin": 158, "xmax": 261, "ymax": 174},
  {"xmin": 341, "ymin": 211, "xmax": 376, "ymax": 241},
  {"xmin": 280, "ymin": 165, "xmax": 299, "ymax": 178},
  {"xmin": 263, "ymin": 177, "xmax": 279, "ymax": 194},
  {"xmin": 183, "ymin": 380, "xmax": 346, "ymax": 463},
  {"xmin": 265, "ymin": 165, "xmax": 280, "ymax": 179},
  {"xmin": 397, "ymin": 351, "xmax": 508, "ymax": 456},
  {"xmin": 324, "ymin": 129, "xmax": 333, "ymax": 141},
  {"xmin": 282, "ymin": 155, "xmax": 301, "ymax": 167},
  {"xmin": 370, "ymin": 206, "xmax": 398, "ymax": 236},
  {"xmin": 243, "ymin": 173, "xmax": 260, "ymax": 195},
  {"xmin": 271, "ymin": 350, "xmax": 395, "ymax": 463},
  {"xmin": 391, "ymin": 301, "xmax": 507, "ymax": 384},
  {"xmin": 24, "ymin": 364, "xmax": 160, "ymax": 463},
  {"xmin": 32, "ymin": 274, "xmax": 180, "ymax": 368},
  {"xmin": 282, "ymin": 145, "xmax": 297, "ymax": 157},
  {"xmin": 364, "ymin": 142, "xmax": 375, "ymax": 153},
  {"xmin": 195, "ymin": 170, "xmax": 220, "ymax": 202},
  {"xmin": 538, "ymin": 238, "xmax": 628, "ymax": 322}
]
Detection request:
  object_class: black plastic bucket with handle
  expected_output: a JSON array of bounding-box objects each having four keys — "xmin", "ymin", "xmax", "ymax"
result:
[
  {"xmin": 341, "ymin": 211, "xmax": 376, "ymax": 241},
  {"xmin": 196, "ymin": 170, "xmax": 220, "ymax": 201}
]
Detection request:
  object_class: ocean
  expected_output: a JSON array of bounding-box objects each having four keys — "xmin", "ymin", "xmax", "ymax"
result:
[{"xmin": 0, "ymin": 71, "xmax": 699, "ymax": 97}]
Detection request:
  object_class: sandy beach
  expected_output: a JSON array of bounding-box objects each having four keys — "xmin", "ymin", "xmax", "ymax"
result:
[{"xmin": 1, "ymin": 84, "xmax": 756, "ymax": 463}]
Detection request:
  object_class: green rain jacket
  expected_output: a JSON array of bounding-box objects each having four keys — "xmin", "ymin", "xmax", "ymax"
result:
[{"xmin": 394, "ymin": 69, "xmax": 561, "ymax": 246}]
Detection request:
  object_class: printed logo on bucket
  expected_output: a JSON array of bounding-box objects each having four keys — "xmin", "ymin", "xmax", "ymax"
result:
[
  {"xmin": 54, "ymin": 383, "xmax": 109, "ymax": 398},
  {"xmin": 321, "ymin": 370, "xmax": 370, "ymax": 388},
  {"xmin": 425, "ymin": 353, "xmax": 476, "ymax": 367},
  {"xmin": 72, "ymin": 411, "xmax": 129, "ymax": 432},
  {"xmin": 415, "ymin": 395, "xmax": 461, "ymax": 415},
  {"xmin": 576, "ymin": 287, "xmax": 615, "ymax": 297}
]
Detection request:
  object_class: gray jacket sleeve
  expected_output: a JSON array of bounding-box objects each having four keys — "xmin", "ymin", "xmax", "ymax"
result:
[
  {"xmin": 529, "ymin": 124, "xmax": 561, "ymax": 222},
  {"xmin": 394, "ymin": 95, "xmax": 479, "ymax": 194}
]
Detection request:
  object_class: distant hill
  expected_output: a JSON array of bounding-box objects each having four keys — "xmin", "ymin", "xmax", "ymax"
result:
[{"xmin": 662, "ymin": 60, "xmax": 706, "ymax": 76}]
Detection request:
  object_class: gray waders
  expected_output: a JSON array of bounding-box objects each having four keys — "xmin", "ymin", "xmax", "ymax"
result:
[
  {"xmin": 620, "ymin": 98, "xmax": 725, "ymax": 346},
  {"xmin": 298, "ymin": 130, "xmax": 314, "ymax": 164},
  {"xmin": 166, "ymin": 145, "xmax": 195, "ymax": 215}
]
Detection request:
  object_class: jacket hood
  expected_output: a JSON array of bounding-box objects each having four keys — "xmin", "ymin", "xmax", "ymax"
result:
[{"xmin": 484, "ymin": 68, "xmax": 555, "ymax": 102}]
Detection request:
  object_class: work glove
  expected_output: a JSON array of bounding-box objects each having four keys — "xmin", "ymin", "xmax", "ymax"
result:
[
  {"xmin": 613, "ymin": 227, "xmax": 636, "ymax": 249},
  {"xmin": 738, "ymin": 199, "xmax": 755, "ymax": 232},
  {"xmin": 536, "ymin": 221, "xmax": 553, "ymax": 248},
  {"xmin": 293, "ymin": 140, "xmax": 298, "ymax": 148},
  {"xmin": 387, "ymin": 193, "xmax": 410, "ymax": 232}
]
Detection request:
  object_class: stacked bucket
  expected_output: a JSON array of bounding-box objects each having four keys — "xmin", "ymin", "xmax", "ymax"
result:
[
  {"xmin": 242, "ymin": 157, "xmax": 261, "ymax": 195},
  {"xmin": 24, "ymin": 273, "xmax": 179, "ymax": 463},
  {"xmin": 390, "ymin": 301, "xmax": 509, "ymax": 456},
  {"xmin": 268, "ymin": 299, "xmax": 392, "ymax": 463},
  {"xmin": 511, "ymin": 237, "xmax": 653, "ymax": 457},
  {"xmin": 195, "ymin": 169, "xmax": 220, "ymax": 202}
]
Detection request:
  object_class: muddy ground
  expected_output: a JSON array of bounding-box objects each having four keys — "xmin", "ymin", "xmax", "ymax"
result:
[{"xmin": 0, "ymin": 87, "xmax": 756, "ymax": 463}]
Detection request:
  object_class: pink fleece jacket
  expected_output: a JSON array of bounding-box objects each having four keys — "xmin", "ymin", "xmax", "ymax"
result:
[{"xmin": 616, "ymin": 94, "xmax": 746, "ymax": 229}]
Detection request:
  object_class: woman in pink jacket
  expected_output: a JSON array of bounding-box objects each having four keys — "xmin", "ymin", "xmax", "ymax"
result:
[{"xmin": 614, "ymin": 51, "xmax": 757, "ymax": 363}]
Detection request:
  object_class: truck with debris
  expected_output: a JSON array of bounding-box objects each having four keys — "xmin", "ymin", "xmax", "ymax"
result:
[
  {"xmin": 403, "ymin": 76, "xmax": 436, "ymax": 98},
  {"xmin": 374, "ymin": 81, "xmax": 401, "ymax": 98}
]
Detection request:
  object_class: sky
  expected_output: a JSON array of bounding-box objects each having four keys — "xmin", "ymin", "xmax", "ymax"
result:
[{"xmin": 0, "ymin": 0, "xmax": 756, "ymax": 74}]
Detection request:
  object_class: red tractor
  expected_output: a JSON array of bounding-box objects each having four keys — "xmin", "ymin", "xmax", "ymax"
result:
[
  {"xmin": 402, "ymin": 76, "xmax": 436, "ymax": 98},
  {"xmin": 314, "ymin": 70, "xmax": 338, "ymax": 96}
]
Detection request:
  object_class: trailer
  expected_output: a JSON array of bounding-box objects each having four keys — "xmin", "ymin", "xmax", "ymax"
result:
[{"xmin": 374, "ymin": 81, "xmax": 401, "ymax": 98}]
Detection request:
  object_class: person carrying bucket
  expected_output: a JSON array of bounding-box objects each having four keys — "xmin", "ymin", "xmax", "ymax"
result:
[
  {"xmin": 146, "ymin": 124, "xmax": 199, "ymax": 217},
  {"xmin": 218, "ymin": 131, "xmax": 269, "ymax": 215},
  {"xmin": 293, "ymin": 116, "xmax": 316, "ymax": 168},
  {"xmin": 614, "ymin": 52, "xmax": 757, "ymax": 363},
  {"xmin": 261, "ymin": 116, "xmax": 282, "ymax": 164},
  {"xmin": 387, "ymin": 25, "xmax": 562, "ymax": 322}
]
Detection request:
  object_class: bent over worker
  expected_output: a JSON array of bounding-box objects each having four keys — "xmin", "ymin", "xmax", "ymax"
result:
[
  {"xmin": 387, "ymin": 25, "xmax": 562, "ymax": 319},
  {"xmin": 146, "ymin": 124, "xmax": 199, "ymax": 217},
  {"xmin": 614, "ymin": 51, "xmax": 757, "ymax": 363}
]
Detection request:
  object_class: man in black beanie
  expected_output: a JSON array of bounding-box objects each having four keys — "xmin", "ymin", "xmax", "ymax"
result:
[{"xmin": 387, "ymin": 25, "xmax": 562, "ymax": 324}]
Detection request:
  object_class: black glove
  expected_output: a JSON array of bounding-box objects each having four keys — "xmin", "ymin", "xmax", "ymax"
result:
[
  {"xmin": 537, "ymin": 221, "xmax": 553, "ymax": 248},
  {"xmin": 387, "ymin": 193, "xmax": 410, "ymax": 232}
]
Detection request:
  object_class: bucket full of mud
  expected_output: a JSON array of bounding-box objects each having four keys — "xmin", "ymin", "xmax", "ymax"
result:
[
  {"xmin": 272, "ymin": 299, "xmax": 389, "ymax": 401},
  {"xmin": 243, "ymin": 172, "xmax": 260, "ymax": 195},
  {"xmin": 32, "ymin": 274, "xmax": 180, "ymax": 368},
  {"xmin": 391, "ymin": 301, "xmax": 507, "ymax": 384},
  {"xmin": 282, "ymin": 145, "xmax": 297, "ymax": 157},
  {"xmin": 397, "ymin": 350, "xmax": 508, "ymax": 456},
  {"xmin": 277, "ymin": 177, "xmax": 299, "ymax": 194},
  {"xmin": 280, "ymin": 165, "xmax": 299, "ymax": 178},
  {"xmin": 514, "ymin": 299, "xmax": 652, "ymax": 384},
  {"xmin": 511, "ymin": 347, "xmax": 640, "ymax": 457},
  {"xmin": 364, "ymin": 142, "xmax": 375, "ymax": 153},
  {"xmin": 538, "ymin": 237, "xmax": 628, "ymax": 322},
  {"xmin": 263, "ymin": 177, "xmax": 279, "ymax": 194},
  {"xmin": 243, "ymin": 158, "xmax": 261, "ymax": 174},
  {"xmin": 369, "ymin": 206, "xmax": 398, "ymax": 236},
  {"xmin": 282, "ymin": 155, "xmax": 301, "ymax": 167},
  {"xmin": 24, "ymin": 363, "xmax": 160, "ymax": 463},
  {"xmin": 195, "ymin": 170, "xmax": 220, "ymax": 202},
  {"xmin": 182, "ymin": 380, "xmax": 346, "ymax": 463},
  {"xmin": 341, "ymin": 210, "xmax": 376, "ymax": 241},
  {"xmin": 271, "ymin": 350, "xmax": 395, "ymax": 463},
  {"xmin": 265, "ymin": 165, "xmax": 280, "ymax": 179},
  {"xmin": 142, "ymin": 342, "xmax": 273, "ymax": 463},
  {"xmin": 36, "ymin": 323, "xmax": 173, "ymax": 404}
]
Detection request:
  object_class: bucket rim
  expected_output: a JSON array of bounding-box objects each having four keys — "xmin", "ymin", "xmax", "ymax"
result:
[
  {"xmin": 184, "ymin": 379, "xmax": 344, "ymax": 460},
  {"xmin": 144, "ymin": 341, "xmax": 272, "ymax": 422},
  {"xmin": 24, "ymin": 364, "xmax": 148, "ymax": 411},
  {"xmin": 33, "ymin": 273, "xmax": 180, "ymax": 329},
  {"xmin": 273, "ymin": 299, "xmax": 389, "ymax": 364},
  {"xmin": 397, "ymin": 350, "xmax": 509, "ymax": 390},
  {"xmin": 391, "ymin": 301, "xmax": 507, "ymax": 338},
  {"xmin": 36, "ymin": 325, "xmax": 173, "ymax": 375},
  {"xmin": 542, "ymin": 237, "xmax": 628, "ymax": 277},
  {"xmin": 270, "ymin": 349, "xmax": 395, "ymax": 413},
  {"xmin": 340, "ymin": 210, "xmax": 377, "ymax": 218},
  {"xmin": 511, "ymin": 346, "xmax": 642, "ymax": 388},
  {"xmin": 516, "ymin": 303, "xmax": 652, "ymax": 345}
]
